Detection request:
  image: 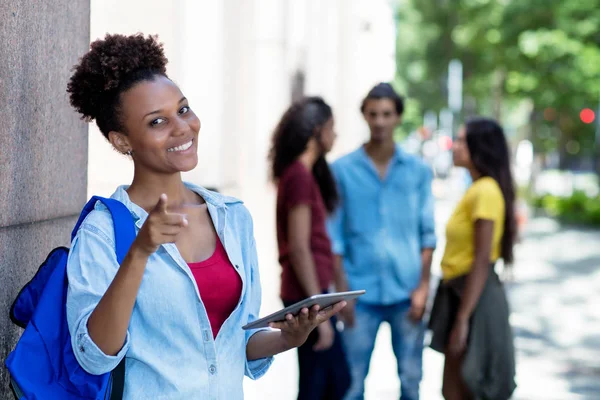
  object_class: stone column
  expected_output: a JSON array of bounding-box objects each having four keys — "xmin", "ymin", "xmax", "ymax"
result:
[{"xmin": 0, "ymin": 2, "xmax": 90, "ymax": 398}]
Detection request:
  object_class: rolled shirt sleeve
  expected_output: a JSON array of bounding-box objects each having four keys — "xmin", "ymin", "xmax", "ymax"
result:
[
  {"xmin": 72, "ymin": 313, "xmax": 131, "ymax": 375},
  {"xmin": 66, "ymin": 222, "xmax": 131, "ymax": 375},
  {"xmin": 419, "ymin": 165, "xmax": 437, "ymax": 249}
]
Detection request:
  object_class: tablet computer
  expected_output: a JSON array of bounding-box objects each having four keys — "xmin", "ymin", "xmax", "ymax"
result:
[{"xmin": 242, "ymin": 290, "xmax": 366, "ymax": 330}]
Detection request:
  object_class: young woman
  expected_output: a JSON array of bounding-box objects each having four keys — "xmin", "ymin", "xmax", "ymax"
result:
[
  {"xmin": 269, "ymin": 97, "xmax": 351, "ymax": 400},
  {"xmin": 429, "ymin": 118, "xmax": 517, "ymax": 400},
  {"xmin": 65, "ymin": 33, "xmax": 345, "ymax": 399}
]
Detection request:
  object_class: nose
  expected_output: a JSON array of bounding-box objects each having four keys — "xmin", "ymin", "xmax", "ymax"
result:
[
  {"xmin": 172, "ymin": 115, "xmax": 189, "ymax": 137},
  {"xmin": 373, "ymin": 116, "xmax": 386, "ymax": 128}
]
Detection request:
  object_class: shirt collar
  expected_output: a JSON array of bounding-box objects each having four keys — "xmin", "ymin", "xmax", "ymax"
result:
[
  {"xmin": 109, "ymin": 182, "xmax": 242, "ymax": 225},
  {"xmin": 357, "ymin": 142, "xmax": 406, "ymax": 165}
]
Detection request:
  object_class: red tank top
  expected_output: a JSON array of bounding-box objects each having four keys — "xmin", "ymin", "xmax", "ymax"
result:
[{"xmin": 188, "ymin": 238, "xmax": 242, "ymax": 338}]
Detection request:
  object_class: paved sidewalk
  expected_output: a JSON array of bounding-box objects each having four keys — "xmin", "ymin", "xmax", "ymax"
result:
[{"xmin": 507, "ymin": 217, "xmax": 600, "ymax": 399}]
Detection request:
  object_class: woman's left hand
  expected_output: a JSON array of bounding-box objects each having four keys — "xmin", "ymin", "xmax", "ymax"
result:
[
  {"xmin": 269, "ymin": 301, "xmax": 347, "ymax": 349},
  {"xmin": 448, "ymin": 318, "xmax": 470, "ymax": 356}
]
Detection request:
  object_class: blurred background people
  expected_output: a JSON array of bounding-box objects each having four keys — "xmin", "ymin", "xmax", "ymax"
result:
[
  {"xmin": 429, "ymin": 118, "xmax": 517, "ymax": 400},
  {"xmin": 269, "ymin": 97, "xmax": 351, "ymax": 400},
  {"xmin": 328, "ymin": 83, "xmax": 436, "ymax": 400}
]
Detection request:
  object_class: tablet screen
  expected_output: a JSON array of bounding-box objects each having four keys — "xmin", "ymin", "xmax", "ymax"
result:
[{"xmin": 242, "ymin": 290, "xmax": 365, "ymax": 330}]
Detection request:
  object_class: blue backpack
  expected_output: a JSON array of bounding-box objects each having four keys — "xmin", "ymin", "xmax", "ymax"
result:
[{"xmin": 6, "ymin": 197, "xmax": 136, "ymax": 400}]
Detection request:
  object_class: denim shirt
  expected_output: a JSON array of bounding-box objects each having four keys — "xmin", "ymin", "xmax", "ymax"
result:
[
  {"xmin": 327, "ymin": 145, "xmax": 437, "ymax": 305},
  {"xmin": 66, "ymin": 183, "xmax": 273, "ymax": 400}
]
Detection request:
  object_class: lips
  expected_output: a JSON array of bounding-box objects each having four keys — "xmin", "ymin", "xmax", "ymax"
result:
[{"xmin": 167, "ymin": 139, "xmax": 193, "ymax": 152}]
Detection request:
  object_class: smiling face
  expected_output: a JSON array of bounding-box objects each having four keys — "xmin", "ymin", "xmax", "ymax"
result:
[{"xmin": 108, "ymin": 75, "xmax": 201, "ymax": 174}]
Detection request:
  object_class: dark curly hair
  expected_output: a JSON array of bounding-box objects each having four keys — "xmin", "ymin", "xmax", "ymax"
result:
[
  {"xmin": 67, "ymin": 33, "xmax": 169, "ymax": 138},
  {"xmin": 269, "ymin": 96, "xmax": 338, "ymax": 213}
]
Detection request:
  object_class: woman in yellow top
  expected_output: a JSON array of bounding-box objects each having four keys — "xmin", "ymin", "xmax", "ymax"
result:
[{"xmin": 429, "ymin": 118, "xmax": 517, "ymax": 400}]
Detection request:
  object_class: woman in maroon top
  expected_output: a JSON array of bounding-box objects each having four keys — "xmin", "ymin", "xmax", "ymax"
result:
[{"xmin": 269, "ymin": 97, "xmax": 351, "ymax": 399}]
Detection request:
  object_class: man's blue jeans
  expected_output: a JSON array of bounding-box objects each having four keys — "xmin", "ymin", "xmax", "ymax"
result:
[{"xmin": 342, "ymin": 300, "xmax": 425, "ymax": 400}]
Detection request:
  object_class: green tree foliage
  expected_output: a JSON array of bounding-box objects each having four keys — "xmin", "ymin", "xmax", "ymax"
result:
[{"xmin": 395, "ymin": 0, "xmax": 600, "ymax": 167}]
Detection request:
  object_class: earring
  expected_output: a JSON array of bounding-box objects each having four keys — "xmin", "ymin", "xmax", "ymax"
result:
[{"xmin": 125, "ymin": 150, "xmax": 133, "ymax": 156}]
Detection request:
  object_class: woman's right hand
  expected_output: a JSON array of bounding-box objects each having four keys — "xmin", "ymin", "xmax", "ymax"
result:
[{"xmin": 133, "ymin": 194, "xmax": 188, "ymax": 255}]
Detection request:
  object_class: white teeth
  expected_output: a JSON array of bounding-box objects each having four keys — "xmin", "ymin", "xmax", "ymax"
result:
[{"xmin": 167, "ymin": 140, "xmax": 193, "ymax": 152}]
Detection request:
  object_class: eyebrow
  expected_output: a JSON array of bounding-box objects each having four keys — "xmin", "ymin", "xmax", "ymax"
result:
[{"xmin": 142, "ymin": 97, "xmax": 187, "ymax": 119}]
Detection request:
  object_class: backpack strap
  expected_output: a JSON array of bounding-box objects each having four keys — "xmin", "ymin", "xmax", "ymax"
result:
[
  {"xmin": 71, "ymin": 196, "xmax": 136, "ymax": 263},
  {"xmin": 110, "ymin": 359, "xmax": 126, "ymax": 400},
  {"xmin": 72, "ymin": 196, "xmax": 135, "ymax": 400}
]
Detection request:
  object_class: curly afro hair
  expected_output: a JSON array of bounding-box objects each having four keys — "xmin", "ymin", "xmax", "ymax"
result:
[{"xmin": 67, "ymin": 33, "xmax": 169, "ymax": 138}]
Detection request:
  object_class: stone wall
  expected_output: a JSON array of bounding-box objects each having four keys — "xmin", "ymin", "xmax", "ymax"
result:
[{"xmin": 0, "ymin": 2, "xmax": 90, "ymax": 398}]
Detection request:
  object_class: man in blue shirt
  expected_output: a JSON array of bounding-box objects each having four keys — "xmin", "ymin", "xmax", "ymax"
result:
[{"xmin": 328, "ymin": 83, "xmax": 436, "ymax": 400}]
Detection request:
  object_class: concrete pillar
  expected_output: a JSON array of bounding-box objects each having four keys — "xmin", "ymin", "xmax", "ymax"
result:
[{"xmin": 0, "ymin": 1, "xmax": 90, "ymax": 398}]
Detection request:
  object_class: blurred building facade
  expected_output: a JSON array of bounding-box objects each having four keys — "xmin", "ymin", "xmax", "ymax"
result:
[{"xmin": 89, "ymin": 0, "xmax": 397, "ymax": 198}]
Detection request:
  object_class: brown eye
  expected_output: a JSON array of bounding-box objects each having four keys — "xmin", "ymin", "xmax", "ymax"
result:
[{"xmin": 150, "ymin": 117, "xmax": 166, "ymax": 127}]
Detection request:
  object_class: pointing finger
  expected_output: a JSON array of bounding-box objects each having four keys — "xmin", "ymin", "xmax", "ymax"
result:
[{"xmin": 153, "ymin": 193, "xmax": 169, "ymax": 214}]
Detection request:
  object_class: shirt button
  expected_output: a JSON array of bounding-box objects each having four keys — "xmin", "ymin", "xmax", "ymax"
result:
[
  {"xmin": 79, "ymin": 345, "xmax": 85, "ymax": 353},
  {"xmin": 209, "ymin": 365, "xmax": 217, "ymax": 375}
]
